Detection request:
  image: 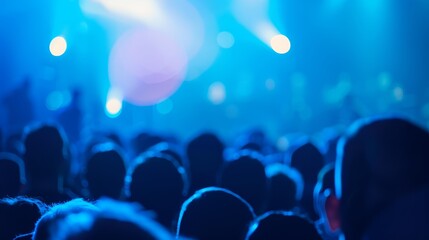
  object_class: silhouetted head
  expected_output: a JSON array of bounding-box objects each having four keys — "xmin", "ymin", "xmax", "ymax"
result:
[
  {"xmin": 235, "ymin": 129, "xmax": 273, "ymax": 156},
  {"xmin": 335, "ymin": 116, "xmax": 429, "ymax": 239},
  {"xmin": 128, "ymin": 153, "xmax": 188, "ymax": 229},
  {"xmin": 131, "ymin": 132, "xmax": 166, "ymax": 158},
  {"xmin": 290, "ymin": 142, "xmax": 325, "ymax": 220},
  {"xmin": 85, "ymin": 143, "xmax": 126, "ymax": 199},
  {"xmin": 177, "ymin": 187, "xmax": 255, "ymax": 240},
  {"xmin": 0, "ymin": 197, "xmax": 47, "ymax": 239},
  {"xmin": 148, "ymin": 142, "xmax": 187, "ymax": 169},
  {"xmin": 23, "ymin": 123, "xmax": 67, "ymax": 182},
  {"xmin": 246, "ymin": 211, "xmax": 322, "ymax": 240},
  {"xmin": 219, "ymin": 150, "xmax": 268, "ymax": 214},
  {"xmin": 186, "ymin": 133, "xmax": 224, "ymax": 193},
  {"xmin": 81, "ymin": 133, "xmax": 118, "ymax": 163},
  {"xmin": 0, "ymin": 152, "xmax": 25, "ymax": 197},
  {"xmin": 291, "ymin": 142, "xmax": 325, "ymax": 187},
  {"xmin": 51, "ymin": 199, "xmax": 173, "ymax": 240},
  {"xmin": 265, "ymin": 163, "xmax": 304, "ymax": 211},
  {"xmin": 33, "ymin": 198, "xmax": 98, "ymax": 240}
]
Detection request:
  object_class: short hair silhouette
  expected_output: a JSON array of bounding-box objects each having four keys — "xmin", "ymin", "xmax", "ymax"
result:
[
  {"xmin": 290, "ymin": 142, "xmax": 325, "ymax": 220},
  {"xmin": 51, "ymin": 198, "xmax": 173, "ymax": 240},
  {"xmin": 33, "ymin": 198, "xmax": 99, "ymax": 240},
  {"xmin": 336, "ymin": 116, "xmax": 429, "ymax": 239},
  {"xmin": 148, "ymin": 142, "xmax": 188, "ymax": 169},
  {"xmin": 186, "ymin": 133, "xmax": 225, "ymax": 193},
  {"xmin": 265, "ymin": 163, "xmax": 304, "ymax": 211},
  {"xmin": 85, "ymin": 142, "xmax": 126, "ymax": 199},
  {"xmin": 0, "ymin": 197, "xmax": 47, "ymax": 239},
  {"xmin": 131, "ymin": 132, "xmax": 166, "ymax": 158},
  {"xmin": 219, "ymin": 150, "xmax": 268, "ymax": 214},
  {"xmin": 22, "ymin": 123, "xmax": 71, "ymax": 203},
  {"xmin": 128, "ymin": 153, "xmax": 188, "ymax": 229},
  {"xmin": 234, "ymin": 128, "xmax": 273, "ymax": 155},
  {"xmin": 23, "ymin": 123, "xmax": 66, "ymax": 180},
  {"xmin": 177, "ymin": 187, "xmax": 255, "ymax": 240},
  {"xmin": 246, "ymin": 211, "xmax": 322, "ymax": 240},
  {"xmin": 0, "ymin": 152, "xmax": 26, "ymax": 197}
]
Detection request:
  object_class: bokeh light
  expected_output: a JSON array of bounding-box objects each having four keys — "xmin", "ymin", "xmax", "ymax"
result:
[
  {"xmin": 393, "ymin": 86, "xmax": 404, "ymax": 101},
  {"xmin": 156, "ymin": 99, "xmax": 174, "ymax": 115},
  {"xmin": 270, "ymin": 34, "xmax": 291, "ymax": 54},
  {"xmin": 208, "ymin": 81, "xmax": 226, "ymax": 105},
  {"xmin": 217, "ymin": 31, "xmax": 235, "ymax": 49},
  {"xmin": 46, "ymin": 91, "xmax": 64, "ymax": 111},
  {"xmin": 378, "ymin": 72, "xmax": 392, "ymax": 89},
  {"xmin": 265, "ymin": 78, "xmax": 276, "ymax": 90},
  {"xmin": 49, "ymin": 36, "xmax": 67, "ymax": 57},
  {"xmin": 46, "ymin": 91, "xmax": 72, "ymax": 111},
  {"xmin": 109, "ymin": 28, "xmax": 188, "ymax": 106},
  {"xmin": 276, "ymin": 136, "xmax": 290, "ymax": 152}
]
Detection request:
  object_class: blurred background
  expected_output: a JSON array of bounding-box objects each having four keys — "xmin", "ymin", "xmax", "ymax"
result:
[{"xmin": 1, "ymin": 0, "xmax": 429, "ymax": 142}]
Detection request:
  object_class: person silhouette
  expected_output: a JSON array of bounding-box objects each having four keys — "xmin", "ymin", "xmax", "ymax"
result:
[
  {"xmin": 1, "ymin": 77, "xmax": 35, "ymax": 134},
  {"xmin": 128, "ymin": 153, "xmax": 188, "ymax": 230},
  {"xmin": 246, "ymin": 211, "xmax": 322, "ymax": 240},
  {"xmin": 85, "ymin": 142, "xmax": 126, "ymax": 200},
  {"xmin": 22, "ymin": 123, "xmax": 72, "ymax": 204},
  {"xmin": 219, "ymin": 150, "xmax": 268, "ymax": 214},
  {"xmin": 177, "ymin": 187, "xmax": 255, "ymax": 240},
  {"xmin": 329, "ymin": 116, "xmax": 429, "ymax": 240},
  {"xmin": 57, "ymin": 89, "xmax": 83, "ymax": 144},
  {"xmin": 186, "ymin": 133, "xmax": 225, "ymax": 194},
  {"xmin": 0, "ymin": 197, "xmax": 47, "ymax": 239}
]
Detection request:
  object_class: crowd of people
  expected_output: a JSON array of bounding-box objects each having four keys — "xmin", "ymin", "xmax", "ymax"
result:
[{"xmin": 0, "ymin": 115, "xmax": 428, "ymax": 239}]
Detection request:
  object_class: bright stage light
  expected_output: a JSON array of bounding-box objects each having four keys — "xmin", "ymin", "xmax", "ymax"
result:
[
  {"xmin": 105, "ymin": 88, "xmax": 123, "ymax": 118},
  {"xmin": 106, "ymin": 98, "xmax": 122, "ymax": 117},
  {"xmin": 49, "ymin": 36, "xmax": 67, "ymax": 57},
  {"xmin": 232, "ymin": 0, "xmax": 290, "ymax": 55},
  {"xmin": 270, "ymin": 34, "xmax": 291, "ymax": 54}
]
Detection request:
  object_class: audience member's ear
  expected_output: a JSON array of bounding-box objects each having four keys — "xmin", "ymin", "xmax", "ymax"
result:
[{"xmin": 325, "ymin": 195, "xmax": 341, "ymax": 232}]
